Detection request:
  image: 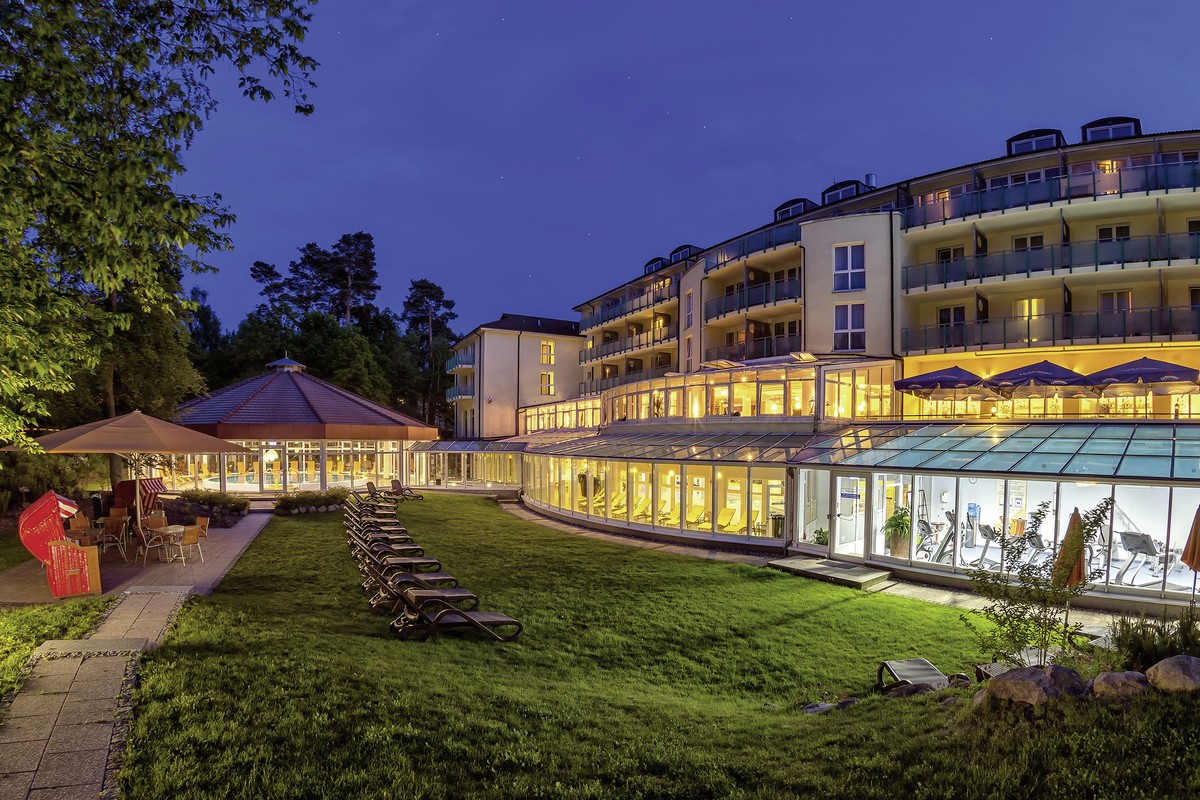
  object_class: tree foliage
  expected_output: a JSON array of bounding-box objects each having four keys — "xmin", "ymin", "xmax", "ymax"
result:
[{"xmin": 0, "ymin": 0, "xmax": 316, "ymax": 447}]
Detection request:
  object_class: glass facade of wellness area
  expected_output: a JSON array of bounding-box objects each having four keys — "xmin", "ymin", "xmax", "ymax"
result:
[
  {"xmin": 804, "ymin": 423, "xmax": 1200, "ymax": 602},
  {"xmin": 156, "ymin": 440, "xmax": 404, "ymax": 494}
]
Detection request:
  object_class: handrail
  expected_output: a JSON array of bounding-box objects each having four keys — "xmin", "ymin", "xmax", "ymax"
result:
[
  {"xmin": 704, "ymin": 277, "xmax": 802, "ymax": 321},
  {"xmin": 902, "ymin": 305, "xmax": 1200, "ymax": 354},
  {"xmin": 579, "ymin": 323, "xmax": 679, "ymax": 363},
  {"xmin": 578, "ymin": 366, "xmax": 672, "ymax": 396},
  {"xmin": 446, "ymin": 384, "xmax": 476, "ymax": 401},
  {"xmin": 702, "ymin": 221, "xmax": 802, "ymax": 273},
  {"xmin": 704, "ymin": 333, "xmax": 804, "ymax": 362},
  {"xmin": 580, "ymin": 281, "xmax": 680, "ymax": 331},
  {"xmin": 904, "ymin": 233, "xmax": 1200, "ymax": 292},
  {"xmin": 903, "ymin": 161, "xmax": 1200, "ymax": 229},
  {"xmin": 444, "ymin": 351, "xmax": 476, "ymax": 371}
]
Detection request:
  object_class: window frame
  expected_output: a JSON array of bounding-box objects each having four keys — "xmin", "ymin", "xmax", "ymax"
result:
[
  {"xmin": 1098, "ymin": 289, "xmax": 1133, "ymax": 313},
  {"xmin": 539, "ymin": 371, "xmax": 555, "ymax": 396},
  {"xmin": 833, "ymin": 303, "xmax": 866, "ymax": 352},
  {"xmin": 832, "ymin": 243, "xmax": 866, "ymax": 292},
  {"xmin": 1098, "ymin": 224, "xmax": 1131, "ymax": 242},
  {"xmin": 1085, "ymin": 122, "xmax": 1136, "ymax": 142},
  {"xmin": 540, "ymin": 340, "xmax": 555, "ymax": 366}
]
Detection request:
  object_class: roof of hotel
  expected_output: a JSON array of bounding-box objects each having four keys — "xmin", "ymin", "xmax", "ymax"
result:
[
  {"xmin": 176, "ymin": 361, "xmax": 437, "ymax": 441},
  {"xmin": 459, "ymin": 313, "xmax": 581, "ymax": 341}
]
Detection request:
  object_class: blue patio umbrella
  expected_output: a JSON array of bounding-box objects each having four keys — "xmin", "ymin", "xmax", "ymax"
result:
[
  {"xmin": 894, "ymin": 366, "xmax": 983, "ymax": 393},
  {"xmin": 1084, "ymin": 357, "xmax": 1199, "ymax": 396},
  {"xmin": 985, "ymin": 361, "xmax": 1090, "ymax": 398}
]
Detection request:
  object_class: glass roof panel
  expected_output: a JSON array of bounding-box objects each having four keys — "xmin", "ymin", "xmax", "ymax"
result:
[
  {"xmin": 1118, "ymin": 456, "xmax": 1173, "ymax": 478},
  {"xmin": 1173, "ymin": 426, "xmax": 1200, "ymax": 440},
  {"xmin": 1033, "ymin": 438, "xmax": 1084, "ymax": 454},
  {"xmin": 1054, "ymin": 425, "xmax": 1095, "ymax": 438},
  {"xmin": 1124, "ymin": 439, "xmax": 1173, "ymax": 457},
  {"xmin": 1093, "ymin": 425, "xmax": 1135, "ymax": 439},
  {"xmin": 838, "ymin": 449, "xmax": 899, "ymax": 467},
  {"xmin": 947, "ymin": 437, "xmax": 996, "ymax": 452},
  {"xmin": 993, "ymin": 437, "xmax": 1048, "ymax": 452},
  {"xmin": 1014, "ymin": 452, "xmax": 1074, "ymax": 473},
  {"xmin": 914, "ymin": 436, "xmax": 968, "ymax": 451},
  {"xmin": 876, "ymin": 450, "xmax": 937, "ymax": 468},
  {"xmin": 1174, "ymin": 442, "xmax": 1200, "ymax": 458},
  {"xmin": 1064, "ymin": 453, "xmax": 1122, "ymax": 476},
  {"xmin": 1132, "ymin": 426, "xmax": 1175, "ymax": 440},
  {"xmin": 921, "ymin": 451, "xmax": 983, "ymax": 470},
  {"xmin": 1078, "ymin": 439, "xmax": 1128, "ymax": 455},
  {"xmin": 1174, "ymin": 458, "xmax": 1200, "ymax": 479},
  {"xmin": 967, "ymin": 451, "xmax": 1027, "ymax": 471}
]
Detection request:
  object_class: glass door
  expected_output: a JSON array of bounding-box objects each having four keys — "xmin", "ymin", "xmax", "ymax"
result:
[{"xmin": 834, "ymin": 474, "xmax": 868, "ymax": 558}]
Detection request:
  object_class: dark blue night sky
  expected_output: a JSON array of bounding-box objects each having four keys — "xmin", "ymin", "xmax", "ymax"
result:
[{"xmin": 181, "ymin": 0, "xmax": 1200, "ymax": 334}]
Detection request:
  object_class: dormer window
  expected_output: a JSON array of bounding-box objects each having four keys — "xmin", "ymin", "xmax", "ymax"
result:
[
  {"xmin": 1011, "ymin": 134, "xmax": 1057, "ymax": 154},
  {"xmin": 1086, "ymin": 122, "xmax": 1135, "ymax": 142},
  {"xmin": 774, "ymin": 199, "xmax": 814, "ymax": 221},
  {"xmin": 824, "ymin": 185, "xmax": 858, "ymax": 203}
]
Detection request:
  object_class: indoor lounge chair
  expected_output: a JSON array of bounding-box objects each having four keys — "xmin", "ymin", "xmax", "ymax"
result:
[
  {"xmin": 630, "ymin": 496, "xmax": 652, "ymax": 522},
  {"xmin": 714, "ymin": 507, "xmax": 734, "ymax": 531},
  {"xmin": 877, "ymin": 658, "xmax": 970, "ymax": 692},
  {"xmin": 391, "ymin": 597, "xmax": 523, "ymax": 642}
]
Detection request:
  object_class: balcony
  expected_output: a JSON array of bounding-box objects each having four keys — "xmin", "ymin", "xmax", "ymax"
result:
[
  {"xmin": 903, "ymin": 162, "xmax": 1200, "ymax": 229},
  {"xmin": 578, "ymin": 366, "xmax": 672, "ymax": 396},
  {"xmin": 580, "ymin": 282, "xmax": 679, "ymax": 331},
  {"xmin": 446, "ymin": 384, "xmax": 475, "ymax": 402},
  {"xmin": 444, "ymin": 351, "xmax": 476, "ymax": 372},
  {"xmin": 904, "ymin": 233, "xmax": 1200, "ymax": 292},
  {"xmin": 704, "ymin": 333, "xmax": 804, "ymax": 362},
  {"xmin": 579, "ymin": 323, "xmax": 679, "ymax": 364},
  {"xmin": 902, "ymin": 306, "xmax": 1200, "ymax": 354},
  {"xmin": 703, "ymin": 221, "xmax": 802, "ymax": 273},
  {"xmin": 705, "ymin": 278, "xmax": 802, "ymax": 321}
]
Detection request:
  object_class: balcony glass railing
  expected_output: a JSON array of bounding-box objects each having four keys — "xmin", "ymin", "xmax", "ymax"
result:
[
  {"xmin": 444, "ymin": 351, "xmax": 476, "ymax": 371},
  {"xmin": 702, "ymin": 221, "xmax": 803, "ymax": 273},
  {"xmin": 904, "ymin": 233, "xmax": 1200, "ymax": 291},
  {"xmin": 704, "ymin": 333, "xmax": 804, "ymax": 362},
  {"xmin": 579, "ymin": 366, "xmax": 672, "ymax": 396},
  {"xmin": 446, "ymin": 384, "xmax": 475, "ymax": 401},
  {"xmin": 704, "ymin": 278, "xmax": 802, "ymax": 321},
  {"xmin": 903, "ymin": 162, "xmax": 1200, "ymax": 228},
  {"xmin": 902, "ymin": 306, "xmax": 1200, "ymax": 354},
  {"xmin": 579, "ymin": 323, "xmax": 679, "ymax": 364},
  {"xmin": 580, "ymin": 282, "xmax": 679, "ymax": 331}
]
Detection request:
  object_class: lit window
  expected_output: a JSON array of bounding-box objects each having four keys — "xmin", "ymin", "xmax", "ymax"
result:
[
  {"xmin": 833, "ymin": 304, "xmax": 865, "ymax": 351},
  {"xmin": 540, "ymin": 372, "xmax": 555, "ymax": 396},
  {"xmin": 685, "ymin": 337, "xmax": 692, "ymax": 373},
  {"xmin": 1013, "ymin": 298, "xmax": 1044, "ymax": 318},
  {"xmin": 833, "ymin": 244, "xmax": 865, "ymax": 291},
  {"xmin": 540, "ymin": 341, "xmax": 555, "ymax": 365}
]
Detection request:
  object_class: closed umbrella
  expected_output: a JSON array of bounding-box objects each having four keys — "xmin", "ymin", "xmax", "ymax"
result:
[
  {"xmin": 18, "ymin": 411, "xmax": 250, "ymax": 528},
  {"xmin": 1052, "ymin": 508, "xmax": 1088, "ymax": 657},
  {"xmin": 1180, "ymin": 506, "xmax": 1200, "ymax": 596}
]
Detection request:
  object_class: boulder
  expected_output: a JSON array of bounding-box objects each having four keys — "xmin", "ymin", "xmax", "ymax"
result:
[
  {"xmin": 983, "ymin": 665, "xmax": 1086, "ymax": 707},
  {"xmin": 290, "ymin": 508, "xmax": 300, "ymax": 515},
  {"xmin": 317, "ymin": 505, "xmax": 328, "ymax": 513},
  {"xmin": 1091, "ymin": 671, "xmax": 1150, "ymax": 699},
  {"xmin": 801, "ymin": 703, "xmax": 836, "ymax": 714},
  {"xmin": 1147, "ymin": 655, "xmax": 1200, "ymax": 692},
  {"xmin": 307, "ymin": 506, "xmax": 318, "ymax": 514}
]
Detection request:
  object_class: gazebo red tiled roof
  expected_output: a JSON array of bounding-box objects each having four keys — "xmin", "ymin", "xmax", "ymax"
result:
[{"xmin": 177, "ymin": 359, "xmax": 437, "ymax": 441}]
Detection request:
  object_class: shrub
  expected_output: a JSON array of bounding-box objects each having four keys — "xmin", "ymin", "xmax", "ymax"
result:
[
  {"xmin": 1109, "ymin": 605, "xmax": 1200, "ymax": 672},
  {"xmin": 274, "ymin": 488, "xmax": 346, "ymax": 513},
  {"xmin": 177, "ymin": 489, "xmax": 250, "ymax": 515}
]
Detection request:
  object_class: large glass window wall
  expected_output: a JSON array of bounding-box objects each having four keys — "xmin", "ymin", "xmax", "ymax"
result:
[{"xmin": 521, "ymin": 398, "xmax": 603, "ymax": 433}]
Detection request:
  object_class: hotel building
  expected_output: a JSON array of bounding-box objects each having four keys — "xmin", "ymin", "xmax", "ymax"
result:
[{"xmin": 412, "ymin": 116, "xmax": 1200, "ymax": 608}]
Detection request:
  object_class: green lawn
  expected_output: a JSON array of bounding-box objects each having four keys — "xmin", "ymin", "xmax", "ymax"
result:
[
  {"xmin": 0, "ymin": 597, "xmax": 114, "ymax": 695},
  {"xmin": 0, "ymin": 528, "xmax": 32, "ymax": 572},
  {"xmin": 120, "ymin": 496, "xmax": 1200, "ymax": 799}
]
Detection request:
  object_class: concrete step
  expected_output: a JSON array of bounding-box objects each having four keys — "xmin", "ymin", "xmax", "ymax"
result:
[{"xmin": 767, "ymin": 556, "xmax": 892, "ymax": 590}]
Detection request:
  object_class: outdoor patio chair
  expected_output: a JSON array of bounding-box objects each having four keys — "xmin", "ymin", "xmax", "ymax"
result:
[
  {"xmin": 109, "ymin": 507, "xmax": 129, "ymax": 519},
  {"xmin": 877, "ymin": 658, "xmax": 970, "ymax": 692},
  {"xmin": 67, "ymin": 514, "xmax": 90, "ymax": 532},
  {"xmin": 135, "ymin": 523, "xmax": 170, "ymax": 565},
  {"xmin": 372, "ymin": 580, "xmax": 479, "ymax": 616},
  {"xmin": 196, "ymin": 516, "xmax": 210, "ymax": 541},
  {"xmin": 175, "ymin": 525, "xmax": 204, "ymax": 566},
  {"xmin": 389, "ymin": 479, "xmax": 424, "ymax": 500},
  {"xmin": 391, "ymin": 597, "xmax": 523, "ymax": 642}
]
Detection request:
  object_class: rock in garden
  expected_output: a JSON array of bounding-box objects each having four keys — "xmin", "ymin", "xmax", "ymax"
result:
[
  {"xmin": 801, "ymin": 703, "xmax": 836, "ymax": 714},
  {"xmin": 1147, "ymin": 655, "xmax": 1200, "ymax": 692},
  {"xmin": 983, "ymin": 665, "xmax": 1086, "ymax": 706},
  {"xmin": 307, "ymin": 506, "xmax": 318, "ymax": 513},
  {"xmin": 290, "ymin": 508, "xmax": 300, "ymax": 515},
  {"xmin": 317, "ymin": 505, "xmax": 328, "ymax": 513},
  {"xmin": 1091, "ymin": 671, "xmax": 1150, "ymax": 698},
  {"xmin": 836, "ymin": 697, "xmax": 860, "ymax": 710}
]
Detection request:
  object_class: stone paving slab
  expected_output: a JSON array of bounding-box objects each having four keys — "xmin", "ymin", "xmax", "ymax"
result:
[
  {"xmin": 26, "ymin": 786, "xmax": 99, "ymax": 800},
  {"xmin": 45, "ymin": 722, "xmax": 113, "ymax": 754},
  {"xmin": 0, "ymin": 739, "xmax": 45, "ymax": 772},
  {"xmin": 34, "ymin": 639, "xmax": 146, "ymax": 657},
  {"xmin": 29, "ymin": 749, "xmax": 107, "ymax": 790},
  {"xmin": 0, "ymin": 773, "xmax": 34, "ymax": 800}
]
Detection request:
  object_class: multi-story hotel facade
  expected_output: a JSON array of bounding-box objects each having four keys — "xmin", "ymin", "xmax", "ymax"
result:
[{"xmin": 412, "ymin": 116, "xmax": 1200, "ymax": 609}]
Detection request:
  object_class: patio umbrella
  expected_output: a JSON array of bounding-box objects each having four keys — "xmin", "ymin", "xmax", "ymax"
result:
[
  {"xmin": 984, "ymin": 361, "xmax": 1091, "ymax": 399},
  {"xmin": 20, "ymin": 411, "xmax": 250, "ymax": 527},
  {"xmin": 1052, "ymin": 508, "xmax": 1088, "ymax": 657},
  {"xmin": 894, "ymin": 366, "xmax": 985, "ymax": 402},
  {"xmin": 1180, "ymin": 506, "xmax": 1200, "ymax": 596},
  {"xmin": 1084, "ymin": 357, "xmax": 1200, "ymax": 396}
]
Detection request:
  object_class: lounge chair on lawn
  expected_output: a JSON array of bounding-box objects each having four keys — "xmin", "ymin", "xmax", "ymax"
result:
[
  {"xmin": 389, "ymin": 479, "xmax": 424, "ymax": 501},
  {"xmin": 391, "ymin": 597, "xmax": 523, "ymax": 642},
  {"xmin": 877, "ymin": 658, "xmax": 970, "ymax": 692},
  {"xmin": 370, "ymin": 577, "xmax": 477, "ymax": 616}
]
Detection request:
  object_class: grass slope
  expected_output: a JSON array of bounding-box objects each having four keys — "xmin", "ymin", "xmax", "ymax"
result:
[
  {"xmin": 0, "ymin": 528, "xmax": 33, "ymax": 572},
  {"xmin": 120, "ymin": 496, "xmax": 1200, "ymax": 799}
]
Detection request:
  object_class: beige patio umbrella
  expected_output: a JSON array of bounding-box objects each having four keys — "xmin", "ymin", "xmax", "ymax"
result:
[
  {"xmin": 21, "ymin": 411, "xmax": 250, "ymax": 527},
  {"xmin": 1180, "ymin": 506, "xmax": 1200, "ymax": 596}
]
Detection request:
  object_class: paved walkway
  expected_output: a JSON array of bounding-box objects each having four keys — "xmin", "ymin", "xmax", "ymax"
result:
[
  {"xmin": 0, "ymin": 512, "xmax": 272, "ymax": 800},
  {"xmin": 502, "ymin": 504, "xmax": 1115, "ymax": 630}
]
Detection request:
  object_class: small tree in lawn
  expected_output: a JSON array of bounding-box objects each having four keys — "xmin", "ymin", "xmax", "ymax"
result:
[{"xmin": 961, "ymin": 497, "xmax": 1113, "ymax": 667}]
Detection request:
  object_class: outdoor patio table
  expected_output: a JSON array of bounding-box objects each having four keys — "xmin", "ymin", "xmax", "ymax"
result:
[{"xmin": 159, "ymin": 525, "xmax": 186, "ymax": 561}]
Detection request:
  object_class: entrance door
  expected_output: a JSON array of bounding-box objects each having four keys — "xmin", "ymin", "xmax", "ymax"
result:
[{"xmin": 834, "ymin": 474, "xmax": 868, "ymax": 558}]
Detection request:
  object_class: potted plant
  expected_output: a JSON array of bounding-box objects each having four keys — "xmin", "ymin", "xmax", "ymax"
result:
[
  {"xmin": 811, "ymin": 528, "xmax": 829, "ymax": 546},
  {"xmin": 884, "ymin": 506, "xmax": 911, "ymax": 555}
]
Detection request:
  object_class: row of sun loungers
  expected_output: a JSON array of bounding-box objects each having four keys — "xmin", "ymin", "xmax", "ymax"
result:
[{"xmin": 345, "ymin": 490, "xmax": 523, "ymax": 642}]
